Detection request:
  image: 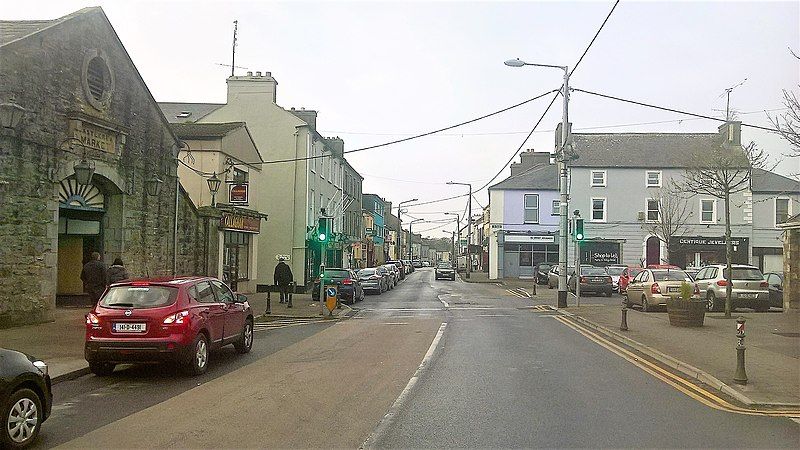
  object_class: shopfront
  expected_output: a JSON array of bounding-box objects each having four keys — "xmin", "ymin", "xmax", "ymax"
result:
[
  {"xmin": 219, "ymin": 210, "xmax": 262, "ymax": 292},
  {"xmin": 669, "ymin": 236, "xmax": 749, "ymax": 268},
  {"xmin": 580, "ymin": 240, "xmax": 622, "ymax": 267},
  {"xmin": 502, "ymin": 234, "xmax": 559, "ymax": 278}
]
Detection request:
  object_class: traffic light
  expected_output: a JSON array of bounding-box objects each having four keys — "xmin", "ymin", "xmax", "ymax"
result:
[
  {"xmin": 317, "ymin": 217, "xmax": 331, "ymax": 243},
  {"xmin": 575, "ymin": 218, "xmax": 585, "ymax": 241}
]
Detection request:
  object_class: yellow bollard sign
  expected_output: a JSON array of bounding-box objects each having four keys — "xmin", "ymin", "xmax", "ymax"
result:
[{"xmin": 325, "ymin": 285, "xmax": 338, "ymax": 313}]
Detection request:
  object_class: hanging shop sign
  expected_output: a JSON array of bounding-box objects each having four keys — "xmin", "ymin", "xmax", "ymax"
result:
[
  {"xmin": 220, "ymin": 212, "xmax": 260, "ymax": 233},
  {"xmin": 228, "ymin": 183, "xmax": 249, "ymax": 204}
]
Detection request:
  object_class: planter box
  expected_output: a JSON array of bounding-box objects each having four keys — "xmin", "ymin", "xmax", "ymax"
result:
[{"xmin": 666, "ymin": 297, "xmax": 706, "ymax": 327}]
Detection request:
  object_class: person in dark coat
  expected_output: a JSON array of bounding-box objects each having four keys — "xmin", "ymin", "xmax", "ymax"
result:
[
  {"xmin": 107, "ymin": 258, "xmax": 129, "ymax": 285},
  {"xmin": 81, "ymin": 252, "xmax": 107, "ymax": 303},
  {"xmin": 273, "ymin": 258, "xmax": 294, "ymax": 306}
]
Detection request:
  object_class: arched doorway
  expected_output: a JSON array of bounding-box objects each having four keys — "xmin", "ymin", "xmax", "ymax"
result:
[
  {"xmin": 56, "ymin": 177, "xmax": 106, "ymax": 303},
  {"xmin": 646, "ymin": 236, "xmax": 661, "ymax": 266}
]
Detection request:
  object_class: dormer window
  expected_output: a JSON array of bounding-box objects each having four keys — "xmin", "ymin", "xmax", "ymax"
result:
[{"xmin": 176, "ymin": 111, "xmax": 192, "ymax": 118}]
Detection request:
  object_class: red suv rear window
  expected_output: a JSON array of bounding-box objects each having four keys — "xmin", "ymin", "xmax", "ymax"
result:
[{"xmin": 100, "ymin": 285, "xmax": 178, "ymax": 309}]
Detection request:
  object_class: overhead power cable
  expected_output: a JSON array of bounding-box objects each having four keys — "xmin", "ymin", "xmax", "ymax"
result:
[{"xmin": 572, "ymin": 88, "xmax": 783, "ymax": 133}]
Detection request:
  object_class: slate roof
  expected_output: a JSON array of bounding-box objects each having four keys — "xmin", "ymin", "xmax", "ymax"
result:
[
  {"xmin": 0, "ymin": 7, "xmax": 95, "ymax": 46},
  {"xmin": 489, "ymin": 163, "xmax": 558, "ymax": 190},
  {"xmin": 750, "ymin": 168, "xmax": 800, "ymax": 194},
  {"xmin": 570, "ymin": 133, "xmax": 719, "ymax": 168},
  {"xmin": 159, "ymin": 102, "xmax": 224, "ymax": 124},
  {"xmin": 171, "ymin": 122, "xmax": 246, "ymax": 138}
]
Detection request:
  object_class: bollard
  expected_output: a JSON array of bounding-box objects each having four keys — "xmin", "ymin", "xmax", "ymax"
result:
[
  {"xmin": 733, "ymin": 316, "xmax": 748, "ymax": 385},
  {"xmin": 265, "ymin": 290, "xmax": 272, "ymax": 315},
  {"xmin": 287, "ymin": 282, "xmax": 294, "ymax": 308},
  {"xmin": 620, "ymin": 296, "xmax": 629, "ymax": 331},
  {"xmin": 531, "ymin": 283, "xmax": 537, "ymax": 296}
]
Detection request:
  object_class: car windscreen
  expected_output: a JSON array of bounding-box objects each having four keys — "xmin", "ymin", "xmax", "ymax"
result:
[
  {"xmin": 437, "ymin": 263, "xmax": 452, "ymax": 269},
  {"xmin": 323, "ymin": 270, "xmax": 350, "ymax": 279},
  {"xmin": 651, "ymin": 270, "xmax": 690, "ymax": 281},
  {"xmin": 100, "ymin": 285, "xmax": 178, "ymax": 309},
  {"xmin": 629, "ymin": 268, "xmax": 643, "ymax": 277},
  {"xmin": 723, "ymin": 268, "xmax": 764, "ymax": 281},
  {"xmin": 581, "ymin": 267, "xmax": 606, "ymax": 275},
  {"xmin": 358, "ymin": 269, "xmax": 376, "ymax": 277},
  {"xmin": 605, "ymin": 266, "xmax": 625, "ymax": 275}
]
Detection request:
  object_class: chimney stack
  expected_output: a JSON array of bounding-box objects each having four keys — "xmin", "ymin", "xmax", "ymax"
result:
[{"xmin": 226, "ymin": 70, "xmax": 278, "ymax": 104}]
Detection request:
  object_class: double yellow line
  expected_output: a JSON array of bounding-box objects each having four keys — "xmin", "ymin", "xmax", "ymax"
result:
[{"xmin": 553, "ymin": 315, "xmax": 800, "ymax": 419}]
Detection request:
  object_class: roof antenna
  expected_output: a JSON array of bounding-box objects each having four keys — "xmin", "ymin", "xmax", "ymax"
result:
[
  {"xmin": 230, "ymin": 19, "xmax": 238, "ymax": 77},
  {"xmin": 720, "ymin": 78, "xmax": 747, "ymax": 121}
]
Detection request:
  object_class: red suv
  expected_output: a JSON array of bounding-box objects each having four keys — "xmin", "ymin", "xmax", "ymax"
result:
[{"xmin": 85, "ymin": 276, "xmax": 254, "ymax": 376}]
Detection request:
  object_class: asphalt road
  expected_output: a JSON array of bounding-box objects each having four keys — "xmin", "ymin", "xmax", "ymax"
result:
[{"xmin": 35, "ymin": 268, "xmax": 798, "ymax": 448}]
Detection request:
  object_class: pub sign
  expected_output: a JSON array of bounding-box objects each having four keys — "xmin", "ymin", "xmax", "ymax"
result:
[
  {"xmin": 219, "ymin": 212, "xmax": 260, "ymax": 233},
  {"xmin": 228, "ymin": 183, "xmax": 249, "ymax": 204}
]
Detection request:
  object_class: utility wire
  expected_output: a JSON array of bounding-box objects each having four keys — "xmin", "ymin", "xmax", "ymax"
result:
[{"xmin": 572, "ymin": 88, "xmax": 783, "ymax": 133}]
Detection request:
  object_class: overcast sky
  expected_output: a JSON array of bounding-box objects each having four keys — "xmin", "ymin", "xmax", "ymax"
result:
[{"xmin": 7, "ymin": 0, "xmax": 799, "ymax": 238}]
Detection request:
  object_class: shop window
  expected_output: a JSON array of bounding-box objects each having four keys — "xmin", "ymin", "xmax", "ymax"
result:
[
  {"xmin": 591, "ymin": 198, "xmax": 606, "ymax": 222},
  {"xmin": 775, "ymin": 198, "xmax": 790, "ymax": 226},
  {"xmin": 233, "ymin": 168, "xmax": 248, "ymax": 183},
  {"xmin": 524, "ymin": 194, "xmax": 539, "ymax": 224},
  {"xmin": 700, "ymin": 199, "xmax": 716, "ymax": 223},
  {"xmin": 646, "ymin": 199, "xmax": 660, "ymax": 221},
  {"xmin": 519, "ymin": 252, "xmax": 532, "ymax": 266},
  {"xmin": 591, "ymin": 170, "xmax": 606, "ymax": 187},
  {"xmin": 646, "ymin": 171, "xmax": 661, "ymax": 187}
]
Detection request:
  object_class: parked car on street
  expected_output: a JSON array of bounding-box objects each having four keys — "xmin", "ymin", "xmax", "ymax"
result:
[
  {"xmin": 619, "ymin": 266, "xmax": 644, "ymax": 293},
  {"xmin": 381, "ymin": 264, "xmax": 399, "ymax": 288},
  {"xmin": 434, "ymin": 261, "xmax": 456, "ymax": 280},
  {"xmin": 547, "ymin": 265, "xmax": 574, "ymax": 289},
  {"xmin": 402, "ymin": 260, "xmax": 414, "ymax": 274},
  {"xmin": 412, "ymin": 260, "xmax": 423, "ymax": 268},
  {"xmin": 683, "ymin": 268, "xmax": 700, "ymax": 281},
  {"xmin": 534, "ymin": 263, "xmax": 552, "ymax": 285},
  {"xmin": 568, "ymin": 266, "xmax": 613, "ymax": 297},
  {"xmin": 85, "ymin": 277, "xmax": 254, "ymax": 376},
  {"xmin": 604, "ymin": 265, "xmax": 627, "ymax": 292},
  {"xmin": 357, "ymin": 268, "xmax": 385, "ymax": 294},
  {"xmin": 312, "ymin": 268, "xmax": 365, "ymax": 303},
  {"xmin": 375, "ymin": 266, "xmax": 393, "ymax": 290},
  {"xmin": 386, "ymin": 260, "xmax": 406, "ymax": 280},
  {"xmin": 422, "ymin": 261, "xmax": 431, "ymax": 267},
  {"xmin": 763, "ymin": 272, "xmax": 784, "ymax": 308},
  {"xmin": 1, "ymin": 348, "xmax": 52, "ymax": 448},
  {"xmin": 693, "ymin": 264, "xmax": 770, "ymax": 312},
  {"xmin": 624, "ymin": 268, "xmax": 698, "ymax": 312}
]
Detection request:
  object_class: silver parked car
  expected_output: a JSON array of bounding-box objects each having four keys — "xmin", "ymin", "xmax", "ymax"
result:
[
  {"xmin": 693, "ymin": 264, "xmax": 769, "ymax": 312},
  {"xmin": 547, "ymin": 265, "xmax": 574, "ymax": 289},
  {"xmin": 381, "ymin": 264, "xmax": 399, "ymax": 288}
]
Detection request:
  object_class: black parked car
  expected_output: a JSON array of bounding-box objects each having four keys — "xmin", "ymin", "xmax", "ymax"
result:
[
  {"xmin": 568, "ymin": 266, "xmax": 613, "ymax": 297},
  {"xmin": 764, "ymin": 272, "xmax": 784, "ymax": 308},
  {"xmin": 311, "ymin": 268, "xmax": 364, "ymax": 304},
  {"xmin": 534, "ymin": 263, "xmax": 552, "ymax": 285},
  {"xmin": 1, "ymin": 348, "xmax": 52, "ymax": 448}
]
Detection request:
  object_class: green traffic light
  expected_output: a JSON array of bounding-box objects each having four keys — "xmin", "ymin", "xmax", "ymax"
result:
[{"xmin": 318, "ymin": 233, "xmax": 326, "ymax": 241}]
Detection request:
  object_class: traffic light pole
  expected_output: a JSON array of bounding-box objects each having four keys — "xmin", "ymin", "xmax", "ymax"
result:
[
  {"xmin": 574, "ymin": 219, "xmax": 581, "ymax": 305},
  {"xmin": 557, "ymin": 66, "xmax": 570, "ymax": 309}
]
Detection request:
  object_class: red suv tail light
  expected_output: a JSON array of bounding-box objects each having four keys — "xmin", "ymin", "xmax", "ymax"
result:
[
  {"xmin": 342, "ymin": 278, "xmax": 353, "ymax": 285},
  {"xmin": 651, "ymin": 283, "xmax": 661, "ymax": 294},
  {"xmin": 86, "ymin": 313, "xmax": 100, "ymax": 325},
  {"xmin": 716, "ymin": 280, "xmax": 728, "ymax": 287},
  {"xmin": 759, "ymin": 280, "xmax": 768, "ymax": 288},
  {"xmin": 579, "ymin": 276, "xmax": 587, "ymax": 283},
  {"xmin": 163, "ymin": 310, "xmax": 189, "ymax": 325}
]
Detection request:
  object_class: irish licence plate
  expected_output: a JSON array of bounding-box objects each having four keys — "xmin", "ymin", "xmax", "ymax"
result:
[
  {"xmin": 738, "ymin": 293, "xmax": 758, "ymax": 299},
  {"xmin": 667, "ymin": 287, "xmax": 680, "ymax": 293},
  {"xmin": 114, "ymin": 322, "xmax": 147, "ymax": 333}
]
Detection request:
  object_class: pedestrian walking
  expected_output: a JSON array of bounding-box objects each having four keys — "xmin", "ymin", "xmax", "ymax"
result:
[
  {"xmin": 81, "ymin": 251, "xmax": 107, "ymax": 303},
  {"xmin": 273, "ymin": 257, "xmax": 294, "ymax": 307},
  {"xmin": 107, "ymin": 257, "xmax": 129, "ymax": 285}
]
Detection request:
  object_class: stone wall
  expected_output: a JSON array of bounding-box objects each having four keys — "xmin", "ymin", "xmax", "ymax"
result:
[
  {"xmin": 0, "ymin": 9, "xmax": 183, "ymax": 327},
  {"xmin": 784, "ymin": 228, "xmax": 799, "ymax": 311},
  {"xmin": 176, "ymin": 187, "xmax": 220, "ymax": 277}
]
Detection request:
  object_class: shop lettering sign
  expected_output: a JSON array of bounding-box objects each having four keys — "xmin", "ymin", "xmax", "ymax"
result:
[
  {"xmin": 589, "ymin": 251, "xmax": 619, "ymax": 264},
  {"xmin": 228, "ymin": 183, "xmax": 248, "ymax": 204},
  {"xmin": 505, "ymin": 235, "xmax": 555, "ymax": 243},
  {"xmin": 220, "ymin": 212, "xmax": 260, "ymax": 233},
  {"xmin": 71, "ymin": 122, "xmax": 116, "ymax": 153},
  {"xmin": 677, "ymin": 236, "xmax": 743, "ymax": 247}
]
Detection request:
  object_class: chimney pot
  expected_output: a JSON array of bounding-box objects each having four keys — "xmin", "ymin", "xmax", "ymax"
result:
[
  {"xmin": 246, "ymin": 71, "xmax": 253, "ymax": 76},
  {"xmin": 255, "ymin": 71, "xmax": 262, "ymax": 76},
  {"xmin": 266, "ymin": 72, "xmax": 271, "ymax": 77}
]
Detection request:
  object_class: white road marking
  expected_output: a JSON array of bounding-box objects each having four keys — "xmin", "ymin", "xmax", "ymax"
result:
[
  {"xmin": 439, "ymin": 297, "xmax": 450, "ymax": 308},
  {"xmin": 476, "ymin": 314, "xmax": 511, "ymax": 317},
  {"xmin": 362, "ymin": 322, "xmax": 448, "ymax": 448},
  {"xmin": 382, "ymin": 322, "xmax": 409, "ymax": 325}
]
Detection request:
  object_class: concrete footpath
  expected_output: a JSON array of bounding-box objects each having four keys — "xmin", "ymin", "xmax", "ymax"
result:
[{"xmin": 0, "ymin": 291, "xmax": 346, "ymax": 382}]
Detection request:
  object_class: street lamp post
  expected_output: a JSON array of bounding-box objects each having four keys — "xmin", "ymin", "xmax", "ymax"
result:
[
  {"xmin": 444, "ymin": 212, "xmax": 460, "ymax": 264},
  {"xmin": 447, "ymin": 182, "xmax": 472, "ymax": 279},
  {"xmin": 207, "ymin": 172, "xmax": 221, "ymax": 206},
  {"xmin": 505, "ymin": 57, "xmax": 570, "ymax": 308},
  {"xmin": 397, "ymin": 198, "xmax": 418, "ymax": 260},
  {"xmin": 408, "ymin": 218, "xmax": 423, "ymax": 261}
]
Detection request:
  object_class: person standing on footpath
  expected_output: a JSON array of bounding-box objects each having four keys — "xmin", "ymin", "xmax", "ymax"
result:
[
  {"xmin": 273, "ymin": 257, "xmax": 294, "ymax": 307},
  {"xmin": 107, "ymin": 257, "xmax": 129, "ymax": 285},
  {"xmin": 81, "ymin": 251, "xmax": 107, "ymax": 303}
]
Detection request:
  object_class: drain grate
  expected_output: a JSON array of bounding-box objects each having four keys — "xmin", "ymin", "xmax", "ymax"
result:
[{"xmin": 773, "ymin": 332, "xmax": 800, "ymax": 338}]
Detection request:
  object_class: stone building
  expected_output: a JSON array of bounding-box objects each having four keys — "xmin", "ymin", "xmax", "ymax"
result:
[{"xmin": 0, "ymin": 7, "xmax": 213, "ymax": 327}]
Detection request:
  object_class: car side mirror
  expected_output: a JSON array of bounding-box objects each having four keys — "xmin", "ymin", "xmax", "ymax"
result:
[{"xmin": 236, "ymin": 293, "xmax": 248, "ymax": 303}]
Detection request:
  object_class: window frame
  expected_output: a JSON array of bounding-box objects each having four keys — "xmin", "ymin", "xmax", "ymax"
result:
[
  {"xmin": 646, "ymin": 198, "xmax": 660, "ymax": 222},
  {"xmin": 523, "ymin": 194, "xmax": 540, "ymax": 224},
  {"xmin": 590, "ymin": 197, "xmax": 607, "ymax": 223},
  {"xmin": 700, "ymin": 199, "xmax": 716, "ymax": 224},
  {"xmin": 590, "ymin": 170, "xmax": 607, "ymax": 187},
  {"xmin": 551, "ymin": 199, "xmax": 560, "ymax": 216},
  {"xmin": 775, "ymin": 197, "xmax": 791, "ymax": 228},
  {"xmin": 645, "ymin": 170, "xmax": 662, "ymax": 188}
]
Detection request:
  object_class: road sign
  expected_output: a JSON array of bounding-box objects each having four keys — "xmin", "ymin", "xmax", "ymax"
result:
[{"xmin": 325, "ymin": 285, "xmax": 337, "ymax": 313}]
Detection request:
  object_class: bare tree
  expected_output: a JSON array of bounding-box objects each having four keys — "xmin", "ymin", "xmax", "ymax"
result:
[
  {"xmin": 769, "ymin": 89, "xmax": 800, "ymax": 158},
  {"xmin": 680, "ymin": 138, "xmax": 768, "ymax": 317},
  {"xmin": 642, "ymin": 183, "xmax": 693, "ymax": 264}
]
